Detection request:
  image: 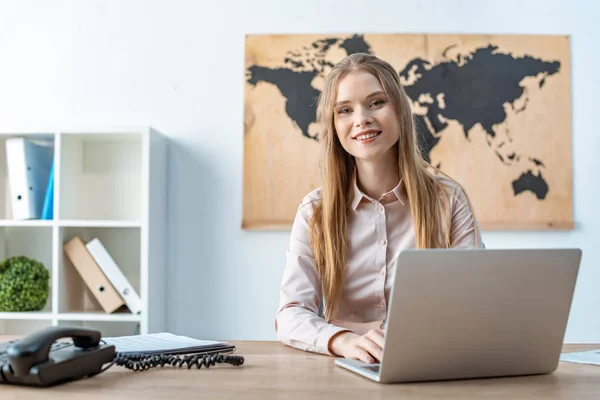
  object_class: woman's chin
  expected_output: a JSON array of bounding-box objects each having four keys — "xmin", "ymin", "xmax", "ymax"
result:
[{"xmin": 353, "ymin": 149, "xmax": 389, "ymax": 162}]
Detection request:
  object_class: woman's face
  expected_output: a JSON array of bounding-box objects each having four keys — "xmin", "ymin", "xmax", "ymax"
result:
[{"xmin": 333, "ymin": 71, "xmax": 400, "ymax": 163}]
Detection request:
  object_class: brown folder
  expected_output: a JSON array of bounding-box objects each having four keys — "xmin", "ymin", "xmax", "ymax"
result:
[{"xmin": 63, "ymin": 236, "xmax": 125, "ymax": 314}]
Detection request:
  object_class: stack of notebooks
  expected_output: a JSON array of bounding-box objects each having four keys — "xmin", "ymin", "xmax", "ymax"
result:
[
  {"xmin": 102, "ymin": 332, "xmax": 234, "ymax": 356},
  {"xmin": 63, "ymin": 236, "xmax": 142, "ymax": 315}
]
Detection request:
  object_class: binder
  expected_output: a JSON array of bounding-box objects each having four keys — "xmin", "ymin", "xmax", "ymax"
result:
[
  {"xmin": 86, "ymin": 238, "xmax": 142, "ymax": 315},
  {"xmin": 63, "ymin": 236, "xmax": 125, "ymax": 314},
  {"xmin": 5, "ymin": 137, "xmax": 54, "ymax": 220},
  {"xmin": 41, "ymin": 161, "xmax": 54, "ymax": 220}
]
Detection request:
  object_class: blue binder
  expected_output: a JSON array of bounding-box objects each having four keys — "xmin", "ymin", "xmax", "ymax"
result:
[{"xmin": 41, "ymin": 161, "xmax": 54, "ymax": 220}]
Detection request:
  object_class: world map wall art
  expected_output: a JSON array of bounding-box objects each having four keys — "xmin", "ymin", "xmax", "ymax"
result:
[{"xmin": 243, "ymin": 34, "xmax": 573, "ymax": 231}]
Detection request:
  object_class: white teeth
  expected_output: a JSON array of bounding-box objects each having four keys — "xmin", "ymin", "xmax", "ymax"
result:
[{"xmin": 355, "ymin": 132, "xmax": 380, "ymax": 140}]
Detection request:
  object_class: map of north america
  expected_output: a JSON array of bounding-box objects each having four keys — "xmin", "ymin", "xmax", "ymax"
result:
[{"xmin": 246, "ymin": 34, "xmax": 561, "ymax": 200}]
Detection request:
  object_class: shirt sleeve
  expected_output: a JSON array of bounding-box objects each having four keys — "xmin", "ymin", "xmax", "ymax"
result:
[
  {"xmin": 275, "ymin": 201, "xmax": 351, "ymax": 355},
  {"xmin": 449, "ymin": 184, "xmax": 485, "ymax": 248}
]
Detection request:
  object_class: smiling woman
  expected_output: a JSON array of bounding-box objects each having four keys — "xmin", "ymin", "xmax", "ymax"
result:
[
  {"xmin": 274, "ymin": 53, "xmax": 484, "ymax": 365},
  {"xmin": 333, "ymin": 74, "xmax": 401, "ymax": 173}
]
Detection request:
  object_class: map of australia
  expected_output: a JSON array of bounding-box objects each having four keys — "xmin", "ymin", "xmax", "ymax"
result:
[{"xmin": 243, "ymin": 34, "xmax": 573, "ymax": 230}]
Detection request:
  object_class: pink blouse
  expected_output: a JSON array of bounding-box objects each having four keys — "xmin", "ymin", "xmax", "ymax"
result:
[{"xmin": 275, "ymin": 175, "xmax": 484, "ymax": 355}]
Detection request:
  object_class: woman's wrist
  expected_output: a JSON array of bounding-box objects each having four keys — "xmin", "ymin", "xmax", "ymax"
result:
[{"xmin": 328, "ymin": 330, "xmax": 356, "ymax": 356}]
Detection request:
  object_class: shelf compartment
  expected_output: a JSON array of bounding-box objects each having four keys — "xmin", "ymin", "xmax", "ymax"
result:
[
  {"xmin": 58, "ymin": 226, "xmax": 140, "ymax": 314},
  {"xmin": 59, "ymin": 132, "xmax": 142, "ymax": 221},
  {"xmin": 0, "ymin": 133, "xmax": 55, "ymax": 220},
  {"xmin": 0, "ymin": 226, "xmax": 53, "ymax": 313}
]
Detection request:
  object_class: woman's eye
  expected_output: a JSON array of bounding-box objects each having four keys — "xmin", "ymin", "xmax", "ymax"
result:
[
  {"xmin": 370, "ymin": 99, "xmax": 384, "ymax": 107},
  {"xmin": 338, "ymin": 108, "xmax": 350, "ymax": 114}
]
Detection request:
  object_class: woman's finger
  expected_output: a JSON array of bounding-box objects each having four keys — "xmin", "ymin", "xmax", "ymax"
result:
[
  {"xmin": 353, "ymin": 348, "xmax": 375, "ymax": 364},
  {"xmin": 358, "ymin": 336, "xmax": 383, "ymax": 362},
  {"xmin": 365, "ymin": 329, "xmax": 385, "ymax": 348}
]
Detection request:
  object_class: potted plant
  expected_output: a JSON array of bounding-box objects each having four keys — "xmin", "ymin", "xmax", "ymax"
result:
[{"xmin": 0, "ymin": 256, "xmax": 49, "ymax": 312}]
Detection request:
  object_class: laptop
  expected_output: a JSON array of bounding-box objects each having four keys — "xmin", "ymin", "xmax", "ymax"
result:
[{"xmin": 335, "ymin": 248, "xmax": 582, "ymax": 383}]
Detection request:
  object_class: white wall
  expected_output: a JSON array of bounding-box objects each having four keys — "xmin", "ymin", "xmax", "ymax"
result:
[{"xmin": 0, "ymin": 0, "xmax": 597, "ymax": 342}]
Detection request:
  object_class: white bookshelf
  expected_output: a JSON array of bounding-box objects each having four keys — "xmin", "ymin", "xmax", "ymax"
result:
[{"xmin": 0, "ymin": 127, "xmax": 167, "ymax": 337}]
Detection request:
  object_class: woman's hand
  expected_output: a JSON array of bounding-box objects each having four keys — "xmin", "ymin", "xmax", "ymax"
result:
[{"xmin": 329, "ymin": 329, "xmax": 385, "ymax": 364}]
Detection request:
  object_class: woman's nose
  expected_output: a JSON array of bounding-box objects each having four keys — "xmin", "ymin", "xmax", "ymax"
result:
[{"xmin": 354, "ymin": 108, "xmax": 374, "ymax": 126}]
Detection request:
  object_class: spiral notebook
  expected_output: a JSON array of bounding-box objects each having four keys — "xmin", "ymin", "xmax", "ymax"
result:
[{"xmin": 102, "ymin": 333, "xmax": 235, "ymax": 355}]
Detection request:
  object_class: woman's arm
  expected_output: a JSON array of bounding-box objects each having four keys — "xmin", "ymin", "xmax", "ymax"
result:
[
  {"xmin": 328, "ymin": 319, "xmax": 384, "ymax": 335},
  {"xmin": 449, "ymin": 184, "xmax": 485, "ymax": 248},
  {"xmin": 275, "ymin": 200, "xmax": 351, "ymax": 355}
]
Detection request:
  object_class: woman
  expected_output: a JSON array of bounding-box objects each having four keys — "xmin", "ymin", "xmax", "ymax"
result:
[{"xmin": 275, "ymin": 53, "xmax": 484, "ymax": 364}]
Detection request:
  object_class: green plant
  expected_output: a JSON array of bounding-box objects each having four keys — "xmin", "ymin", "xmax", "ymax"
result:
[{"xmin": 0, "ymin": 256, "xmax": 49, "ymax": 312}]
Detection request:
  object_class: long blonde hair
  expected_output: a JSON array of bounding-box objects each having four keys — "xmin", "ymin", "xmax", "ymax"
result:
[{"xmin": 310, "ymin": 53, "xmax": 480, "ymax": 321}]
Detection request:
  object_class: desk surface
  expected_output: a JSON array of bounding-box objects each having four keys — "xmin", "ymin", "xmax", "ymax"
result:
[{"xmin": 1, "ymin": 340, "xmax": 600, "ymax": 399}]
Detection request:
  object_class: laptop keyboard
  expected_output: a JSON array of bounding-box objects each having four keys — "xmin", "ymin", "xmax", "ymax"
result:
[{"xmin": 362, "ymin": 364, "xmax": 380, "ymax": 372}]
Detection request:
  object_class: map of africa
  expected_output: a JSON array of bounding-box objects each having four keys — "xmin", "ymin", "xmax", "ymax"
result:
[{"xmin": 243, "ymin": 34, "xmax": 573, "ymax": 230}]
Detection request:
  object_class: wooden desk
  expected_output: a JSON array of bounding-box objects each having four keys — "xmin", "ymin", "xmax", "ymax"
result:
[{"xmin": 1, "ymin": 340, "xmax": 600, "ymax": 399}]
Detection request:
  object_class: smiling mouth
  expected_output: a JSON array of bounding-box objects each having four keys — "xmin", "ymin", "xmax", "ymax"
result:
[{"xmin": 353, "ymin": 131, "xmax": 381, "ymax": 141}]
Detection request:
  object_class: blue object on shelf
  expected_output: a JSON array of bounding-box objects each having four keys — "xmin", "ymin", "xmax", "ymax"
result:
[
  {"xmin": 6, "ymin": 138, "xmax": 54, "ymax": 220},
  {"xmin": 41, "ymin": 161, "xmax": 54, "ymax": 220}
]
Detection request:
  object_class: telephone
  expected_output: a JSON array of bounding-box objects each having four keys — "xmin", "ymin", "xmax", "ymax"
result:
[{"xmin": 0, "ymin": 325, "xmax": 244, "ymax": 387}]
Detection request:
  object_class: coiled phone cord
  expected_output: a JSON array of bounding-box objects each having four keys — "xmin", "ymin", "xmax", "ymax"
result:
[
  {"xmin": 113, "ymin": 352, "xmax": 245, "ymax": 371},
  {"xmin": 100, "ymin": 352, "xmax": 244, "ymax": 373},
  {"xmin": 96, "ymin": 338, "xmax": 245, "ymax": 374}
]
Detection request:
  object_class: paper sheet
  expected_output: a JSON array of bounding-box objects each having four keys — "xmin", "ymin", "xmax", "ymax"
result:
[
  {"xmin": 560, "ymin": 350, "xmax": 600, "ymax": 366},
  {"xmin": 102, "ymin": 332, "xmax": 227, "ymax": 354}
]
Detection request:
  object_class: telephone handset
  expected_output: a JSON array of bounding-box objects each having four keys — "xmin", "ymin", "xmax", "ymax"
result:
[
  {"xmin": 0, "ymin": 325, "xmax": 244, "ymax": 387},
  {"xmin": 0, "ymin": 326, "xmax": 116, "ymax": 387}
]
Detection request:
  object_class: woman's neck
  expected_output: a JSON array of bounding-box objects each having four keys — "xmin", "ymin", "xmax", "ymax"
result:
[{"xmin": 355, "ymin": 153, "xmax": 400, "ymax": 200}]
